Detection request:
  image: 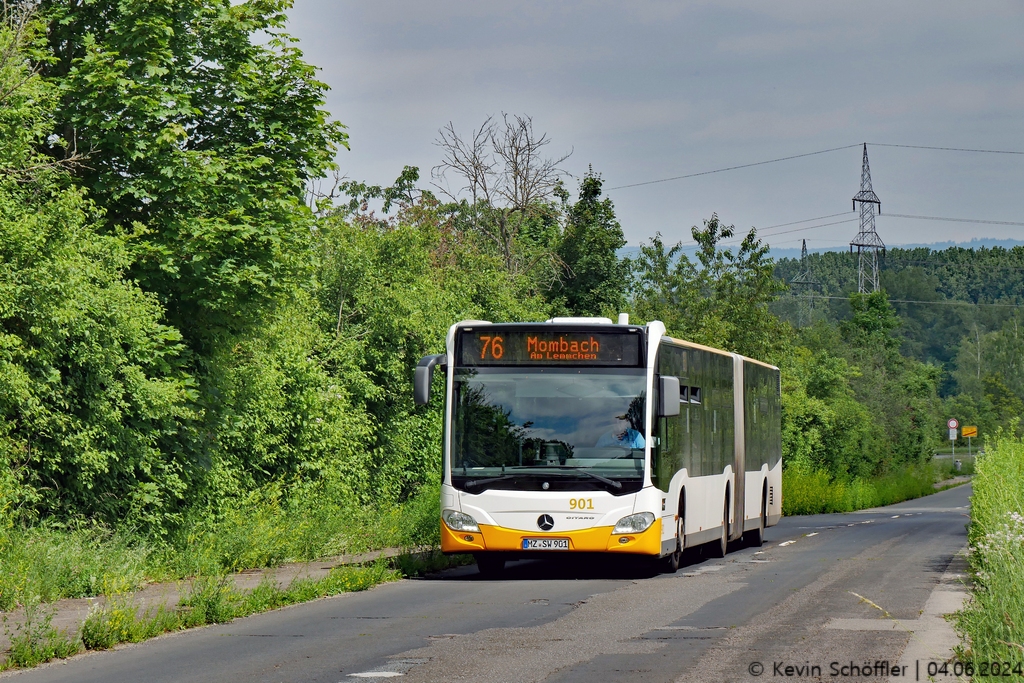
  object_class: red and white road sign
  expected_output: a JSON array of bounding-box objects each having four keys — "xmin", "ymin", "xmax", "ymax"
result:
[{"xmin": 947, "ymin": 418, "xmax": 959, "ymax": 430}]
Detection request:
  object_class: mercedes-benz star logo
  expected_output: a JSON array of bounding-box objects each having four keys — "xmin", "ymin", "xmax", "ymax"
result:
[{"xmin": 537, "ymin": 514, "xmax": 554, "ymax": 531}]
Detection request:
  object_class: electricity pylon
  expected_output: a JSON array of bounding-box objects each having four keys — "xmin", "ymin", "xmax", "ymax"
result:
[
  {"xmin": 849, "ymin": 143, "xmax": 885, "ymax": 293},
  {"xmin": 790, "ymin": 239, "xmax": 821, "ymax": 326}
]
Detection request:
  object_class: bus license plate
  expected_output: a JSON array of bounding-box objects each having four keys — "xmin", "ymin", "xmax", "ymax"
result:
[{"xmin": 522, "ymin": 538, "xmax": 569, "ymax": 550}]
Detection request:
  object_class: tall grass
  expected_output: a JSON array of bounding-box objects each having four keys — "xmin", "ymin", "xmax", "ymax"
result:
[
  {"xmin": 0, "ymin": 560, "xmax": 404, "ymax": 670},
  {"xmin": 955, "ymin": 433, "xmax": 1024, "ymax": 665},
  {"xmin": 0, "ymin": 526, "xmax": 149, "ymax": 612},
  {"xmin": 782, "ymin": 465, "xmax": 938, "ymax": 516},
  {"xmin": 0, "ymin": 483, "xmax": 441, "ymax": 613}
]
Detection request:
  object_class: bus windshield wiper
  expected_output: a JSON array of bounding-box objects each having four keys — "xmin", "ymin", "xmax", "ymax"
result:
[
  {"xmin": 462, "ymin": 467, "xmax": 622, "ymax": 490},
  {"xmin": 464, "ymin": 473, "xmax": 521, "ymax": 489},
  {"xmin": 463, "ymin": 466, "xmax": 533, "ymax": 488},
  {"xmin": 553, "ymin": 467, "xmax": 623, "ymax": 490}
]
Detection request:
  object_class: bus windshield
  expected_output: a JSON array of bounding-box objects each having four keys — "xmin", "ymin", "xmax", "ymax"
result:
[{"xmin": 451, "ymin": 368, "xmax": 647, "ymax": 494}]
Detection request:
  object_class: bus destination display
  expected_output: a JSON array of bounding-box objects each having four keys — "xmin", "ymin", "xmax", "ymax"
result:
[{"xmin": 458, "ymin": 329, "xmax": 642, "ymax": 366}]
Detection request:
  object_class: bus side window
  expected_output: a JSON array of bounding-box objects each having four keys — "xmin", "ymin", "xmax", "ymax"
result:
[{"xmin": 689, "ymin": 386, "xmax": 701, "ymax": 404}]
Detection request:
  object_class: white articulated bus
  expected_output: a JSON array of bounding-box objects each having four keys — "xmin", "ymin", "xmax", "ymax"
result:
[{"xmin": 414, "ymin": 316, "xmax": 782, "ymax": 574}]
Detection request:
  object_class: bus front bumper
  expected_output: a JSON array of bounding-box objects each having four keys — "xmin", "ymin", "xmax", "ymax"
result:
[{"xmin": 440, "ymin": 518, "xmax": 662, "ymax": 556}]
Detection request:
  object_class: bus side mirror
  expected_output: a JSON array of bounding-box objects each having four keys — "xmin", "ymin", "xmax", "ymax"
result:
[
  {"xmin": 414, "ymin": 354, "xmax": 446, "ymax": 405},
  {"xmin": 658, "ymin": 376, "xmax": 680, "ymax": 417}
]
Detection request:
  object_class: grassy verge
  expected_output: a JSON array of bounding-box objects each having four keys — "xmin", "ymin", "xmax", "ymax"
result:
[
  {"xmin": 1, "ymin": 550, "xmax": 471, "ymax": 670},
  {"xmin": 0, "ymin": 479, "xmax": 466, "ymax": 670},
  {"xmin": 782, "ymin": 464, "xmax": 939, "ymax": 515},
  {"xmin": 1, "ymin": 598, "xmax": 82, "ymax": 669},
  {"xmin": 0, "ymin": 484, "xmax": 441, "ymax": 613},
  {"xmin": 954, "ymin": 433, "xmax": 1024, "ymax": 666}
]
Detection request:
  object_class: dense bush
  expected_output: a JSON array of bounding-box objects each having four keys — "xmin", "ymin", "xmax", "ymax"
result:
[
  {"xmin": 782, "ymin": 467, "xmax": 936, "ymax": 516},
  {"xmin": 0, "ymin": 17, "xmax": 193, "ymax": 526},
  {"xmin": 956, "ymin": 432, "xmax": 1024, "ymax": 664}
]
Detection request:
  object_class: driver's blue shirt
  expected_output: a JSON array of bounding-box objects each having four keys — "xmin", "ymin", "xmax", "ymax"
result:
[{"xmin": 596, "ymin": 428, "xmax": 646, "ymax": 449}]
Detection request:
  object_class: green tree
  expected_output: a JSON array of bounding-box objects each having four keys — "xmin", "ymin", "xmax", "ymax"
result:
[
  {"xmin": 629, "ymin": 215, "xmax": 787, "ymax": 359},
  {"xmin": 779, "ymin": 347, "xmax": 874, "ymax": 478},
  {"xmin": 0, "ymin": 15, "xmax": 192, "ymax": 526},
  {"xmin": 34, "ymin": 0, "xmax": 347, "ymax": 344},
  {"xmin": 549, "ymin": 171, "xmax": 629, "ymax": 316},
  {"xmin": 315, "ymin": 179, "xmax": 548, "ymax": 498},
  {"xmin": 815, "ymin": 292, "xmax": 941, "ymax": 471}
]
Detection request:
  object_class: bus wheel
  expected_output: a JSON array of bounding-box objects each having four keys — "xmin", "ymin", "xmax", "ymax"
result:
[
  {"xmin": 744, "ymin": 495, "xmax": 766, "ymax": 548},
  {"xmin": 475, "ymin": 553, "xmax": 505, "ymax": 577},
  {"xmin": 709, "ymin": 500, "xmax": 728, "ymax": 558},
  {"xmin": 663, "ymin": 515, "xmax": 682, "ymax": 573}
]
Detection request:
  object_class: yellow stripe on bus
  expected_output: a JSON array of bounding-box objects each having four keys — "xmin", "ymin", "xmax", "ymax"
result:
[{"xmin": 440, "ymin": 519, "xmax": 662, "ymax": 556}]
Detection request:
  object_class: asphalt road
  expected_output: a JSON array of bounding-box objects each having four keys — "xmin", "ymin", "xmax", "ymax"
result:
[{"xmin": 7, "ymin": 484, "xmax": 971, "ymax": 683}]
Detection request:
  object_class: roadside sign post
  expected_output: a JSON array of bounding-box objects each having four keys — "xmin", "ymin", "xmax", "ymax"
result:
[
  {"xmin": 948, "ymin": 419, "xmax": 959, "ymax": 458},
  {"xmin": 962, "ymin": 426, "xmax": 978, "ymax": 458}
]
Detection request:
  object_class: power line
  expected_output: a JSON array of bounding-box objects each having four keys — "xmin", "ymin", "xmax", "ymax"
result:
[
  {"xmin": 608, "ymin": 141, "xmax": 1024, "ymax": 192},
  {"xmin": 869, "ymin": 143, "xmax": 1024, "ymax": 156},
  {"xmin": 606, "ymin": 144, "xmax": 861, "ymax": 190},
  {"xmin": 761, "ymin": 212, "xmax": 853, "ymax": 230},
  {"xmin": 885, "ymin": 257, "xmax": 1024, "ymax": 270},
  {"xmin": 796, "ymin": 295, "xmax": 1023, "ymax": 308},
  {"xmin": 704, "ymin": 212, "xmax": 853, "ymax": 245},
  {"xmin": 667, "ymin": 210, "xmax": 1024, "ymax": 248},
  {"xmin": 676, "ymin": 218, "xmax": 859, "ymax": 248},
  {"xmin": 763, "ymin": 218, "xmax": 859, "ymax": 238},
  {"xmin": 771, "ymin": 247, "xmax": 1024, "ymax": 266},
  {"xmin": 886, "ymin": 213, "xmax": 1024, "ymax": 227},
  {"xmin": 771, "ymin": 239, "xmax": 853, "ymax": 247},
  {"xmin": 760, "ymin": 211, "xmax": 1024, "ymax": 242},
  {"xmin": 720, "ymin": 218, "xmax": 858, "ymax": 244}
]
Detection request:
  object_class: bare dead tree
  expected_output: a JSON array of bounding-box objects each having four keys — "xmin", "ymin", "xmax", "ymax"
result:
[
  {"xmin": 431, "ymin": 113, "xmax": 571, "ymax": 275},
  {"xmin": 432, "ymin": 116, "xmax": 495, "ymax": 237},
  {"xmin": 306, "ymin": 169, "xmax": 348, "ymax": 216}
]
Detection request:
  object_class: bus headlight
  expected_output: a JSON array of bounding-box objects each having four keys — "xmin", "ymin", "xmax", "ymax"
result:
[
  {"xmin": 442, "ymin": 509, "xmax": 480, "ymax": 533},
  {"xmin": 613, "ymin": 512, "xmax": 656, "ymax": 534}
]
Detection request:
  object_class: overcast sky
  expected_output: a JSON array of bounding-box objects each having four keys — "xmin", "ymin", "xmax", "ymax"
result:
[{"xmin": 285, "ymin": 1, "xmax": 1024, "ymax": 249}]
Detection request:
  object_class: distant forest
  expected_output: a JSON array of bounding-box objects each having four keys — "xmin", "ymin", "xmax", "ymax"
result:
[{"xmin": 773, "ymin": 246, "xmax": 1024, "ymax": 439}]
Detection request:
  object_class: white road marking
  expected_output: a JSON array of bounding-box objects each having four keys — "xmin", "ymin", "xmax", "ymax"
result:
[
  {"xmin": 891, "ymin": 515, "xmax": 900, "ymax": 518},
  {"xmin": 348, "ymin": 673, "xmax": 404, "ymax": 678},
  {"xmin": 805, "ymin": 532, "xmax": 818, "ymax": 537},
  {"xmin": 779, "ymin": 540, "xmax": 796, "ymax": 547},
  {"xmin": 653, "ymin": 625, "xmax": 727, "ymax": 631},
  {"xmin": 346, "ymin": 659, "xmax": 430, "ymax": 679}
]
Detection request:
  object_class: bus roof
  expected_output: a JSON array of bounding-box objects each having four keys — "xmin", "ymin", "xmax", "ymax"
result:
[{"xmin": 662, "ymin": 336, "xmax": 779, "ymax": 371}]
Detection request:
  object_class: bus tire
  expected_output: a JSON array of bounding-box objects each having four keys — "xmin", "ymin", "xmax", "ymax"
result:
[
  {"xmin": 709, "ymin": 499, "xmax": 728, "ymax": 558},
  {"xmin": 475, "ymin": 553, "xmax": 505, "ymax": 577},
  {"xmin": 663, "ymin": 512, "xmax": 683, "ymax": 573},
  {"xmin": 747, "ymin": 493, "xmax": 767, "ymax": 547}
]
